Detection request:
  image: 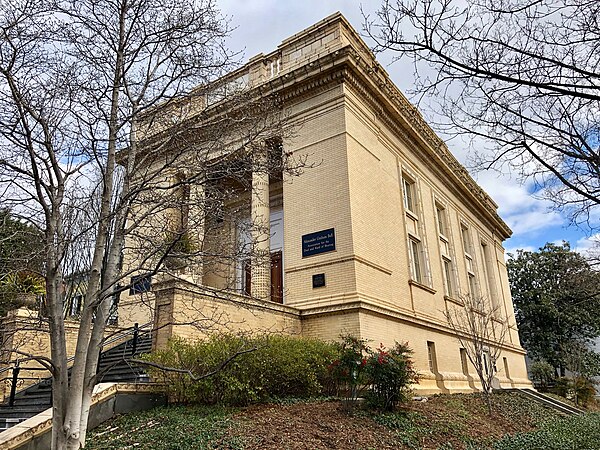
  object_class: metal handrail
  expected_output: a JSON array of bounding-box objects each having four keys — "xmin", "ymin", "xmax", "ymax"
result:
[
  {"xmin": 0, "ymin": 321, "xmax": 154, "ymax": 406},
  {"xmin": 69, "ymin": 320, "xmax": 153, "ymax": 365},
  {"xmin": 0, "ymin": 321, "xmax": 153, "ymax": 376}
]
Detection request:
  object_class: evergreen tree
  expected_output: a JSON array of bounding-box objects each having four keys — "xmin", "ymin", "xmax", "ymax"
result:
[
  {"xmin": 0, "ymin": 209, "xmax": 44, "ymax": 315},
  {"xmin": 507, "ymin": 242, "xmax": 600, "ymax": 372}
]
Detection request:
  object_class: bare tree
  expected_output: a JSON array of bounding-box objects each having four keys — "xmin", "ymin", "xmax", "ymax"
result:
[
  {"xmin": 444, "ymin": 294, "xmax": 509, "ymax": 414},
  {"xmin": 365, "ymin": 0, "xmax": 600, "ymax": 230},
  {"xmin": 0, "ymin": 1, "xmax": 303, "ymax": 448}
]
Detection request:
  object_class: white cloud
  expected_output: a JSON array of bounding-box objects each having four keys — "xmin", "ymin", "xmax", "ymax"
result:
[
  {"xmin": 574, "ymin": 234, "xmax": 600, "ymax": 256},
  {"xmin": 475, "ymin": 172, "xmax": 564, "ymax": 235}
]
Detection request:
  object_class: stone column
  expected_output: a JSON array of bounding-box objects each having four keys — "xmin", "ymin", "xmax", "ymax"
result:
[
  {"xmin": 251, "ymin": 145, "xmax": 271, "ymax": 301},
  {"xmin": 187, "ymin": 171, "xmax": 205, "ymax": 285}
]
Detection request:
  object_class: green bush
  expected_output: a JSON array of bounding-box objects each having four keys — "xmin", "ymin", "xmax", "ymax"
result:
[
  {"xmin": 365, "ymin": 342, "xmax": 419, "ymax": 410},
  {"xmin": 327, "ymin": 335, "xmax": 370, "ymax": 404},
  {"xmin": 552, "ymin": 376, "xmax": 597, "ymax": 407},
  {"xmin": 327, "ymin": 336, "xmax": 418, "ymax": 410},
  {"xmin": 529, "ymin": 361, "xmax": 555, "ymax": 391},
  {"xmin": 143, "ymin": 334, "xmax": 340, "ymax": 405},
  {"xmin": 552, "ymin": 376, "xmax": 571, "ymax": 398}
]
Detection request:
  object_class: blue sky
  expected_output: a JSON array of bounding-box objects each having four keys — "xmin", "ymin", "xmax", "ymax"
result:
[{"xmin": 218, "ymin": 0, "xmax": 595, "ymax": 256}]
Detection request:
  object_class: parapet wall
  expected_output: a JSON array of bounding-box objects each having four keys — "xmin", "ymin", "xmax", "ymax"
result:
[{"xmin": 151, "ymin": 276, "xmax": 302, "ymax": 349}]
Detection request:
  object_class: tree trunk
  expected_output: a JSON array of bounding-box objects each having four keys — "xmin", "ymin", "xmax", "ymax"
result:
[{"xmin": 484, "ymin": 389, "xmax": 493, "ymax": 416}]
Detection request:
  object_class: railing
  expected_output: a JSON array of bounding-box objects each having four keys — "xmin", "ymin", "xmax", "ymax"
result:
[
  {"xmin": 0, "ymin": 321, "xmax": 153, "ymax": 407},
  {"xmin": 0, "ymin": 364, "xmax": 52, "ymax": 407},
  {"xmin": 0, "ymin": 365, "xmax": 50, "ymax": 407}
]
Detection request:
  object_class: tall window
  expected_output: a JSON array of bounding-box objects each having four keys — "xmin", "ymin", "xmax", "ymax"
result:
[
  {"xmin": 468, "ymin": 273, "xmax": 477, "ymax": 299},
  {"xmin": 409, "ymin": 237, "xmax": 423, "ymax": 283},
  {"xmin": 436, "ymin": 203, "xmax": 455, "ymax": 296},
  {"xmin": 403, "ymin": 177, "xmax": 417, "ymax": 213},
  {"xmin": 443, "ymin": 259, "xmax": 454, "ymax": 296},
  {"xmin": 403, "ymin": 173, "xmax": 428, "ymax": 285},
  {"xmin": 427, "ymin": 341, "xmax": 438, "ymax": 373},
  {"xmin": 436, "ymin": 204, "xmax": 448, "ymax": 237},
  {"xmin": 460, "ymin": 348, "xmax": 469, "ymax": 375},
  {"xmin": 461, "ymin": 224, "xmax": 477, "ymax": 298},
  {"xmin": 503, "ymin": 357, "xmax": 511, "ymax": 379},
  {"xmin": 481, "ymin": 241, "xmax": 498, "ymax": 309},
  {"xmin": 401, "ymin": 172, "xmax": 431, "ymax": 286},
  {"xmin": 69, "ymin": 294, "xmax": 82, "ymax": 317},
  {"xmin": 461, "ymin": 225, "xmax": 472, "ymax": 259},
  {"xmin": 482, "ymin": 347, "xmax": 493, "ymax": 376}
]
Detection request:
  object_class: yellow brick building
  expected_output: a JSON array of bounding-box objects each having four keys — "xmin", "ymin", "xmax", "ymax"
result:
[{"xmin": 118, "ymin": 12, "xmax": 532, "ymax": 393}]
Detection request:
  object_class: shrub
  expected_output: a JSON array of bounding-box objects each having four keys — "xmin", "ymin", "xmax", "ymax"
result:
[
  {"xmin": 365, "ymin": 342, "xmax": 419, "ymax": 410},
  {"xmin": 552, "ymin": 376, "xmax": 571, "ymax": 399},
  {"xmin": 572, "ymin": 376, "xmax": 597, "ymax": 407},
  {"xmin": 529, "ymin": 361, "xmax": 555, "ymax": 391},
  {"xmin": 327, "ymin": 335, "xmax": 370, "ymax": 405},
  {"xmin": 143, "ymin": 334, "xmax": 340, "ymax": 405},
  {"xmin": 327, "ymin": 336, "xmax": 418, "ymax": 410},
  {"xmin": 552, "ymin": 376, "xmax": 597, "ymax": 407}
]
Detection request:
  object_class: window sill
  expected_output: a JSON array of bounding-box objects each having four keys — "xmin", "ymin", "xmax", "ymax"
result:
[
  {"xmin": 444, "ymin": 295, "xmax": 464, "ymax": 306},
  {"xmin": 405, "ymin": 209, "xmax": 419, "ymax": 221},
  {"xmin": 409, "ymin": 280, "xmax": 436, "ymax": 294}
]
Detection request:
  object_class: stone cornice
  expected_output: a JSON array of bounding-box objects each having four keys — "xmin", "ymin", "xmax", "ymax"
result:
[
  {"xmin": 298, "ymin": 298, "xmax": 526, "ymax": 355},
  {"xmin": 336, "ymin": 52, "xmax": 511, "ymax": 238},
  {"xmin": 138, "ymin": 15, "xmax": 512, "ymax": 239},
  {"xmin": 152, "ymin": 276, "xmax": 301, "ymax": 318},
  {"xmin": 243, "ymin": 45, "xmax": 512, "ymax": 238}
]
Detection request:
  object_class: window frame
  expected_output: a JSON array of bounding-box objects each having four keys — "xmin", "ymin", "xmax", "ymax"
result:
[
  {"xmin": 400, "ymin": 168, "xmax": 432, "ymax": 288},
  {"xmin": 427, "ymin": 341, "xmax": 438, "ymax": 373},
  {"xmin": 442, "ymin": 257, "xmax": 455, "ymax": 297},
  {"xmin": 503, "ymin": 357, "xmax": 511, "ymax": 379},
  {"xmin": 460, "ymin": 348, "xmax": 469, "ymax": 375},
  {"xmin": 436, "ymin": 203, "xmax": 449, "ymax": 240},
  {"xmin": 436, "ymin": 201, "xmax": 456, "ymax": 297},
  {"xmin": 402, "ymin": 176, "xmax": 417, "ymax": 215},
  {"xmin": 409, "ymin": 236, "xmax": 424, "ymax": 283},
  {"xmin": 130, "ymin": 273, "xmax": 152, "ymax": 295},
  {"xmin": 461, "ymin": 222, "xmax": 478, "ymax": 298},
  {"xmin": 480, "ymin": 239, "xmax": 499, "ymax": 309}
]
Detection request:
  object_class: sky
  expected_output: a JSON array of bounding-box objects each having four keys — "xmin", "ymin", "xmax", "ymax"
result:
[{"xmin": 217, "ymin": 0, "xmax": 596, "ymax": 257}]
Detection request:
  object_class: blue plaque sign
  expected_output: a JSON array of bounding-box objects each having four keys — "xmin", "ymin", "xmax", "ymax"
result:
[{"xmin": 302, "ymin": 228, "xmax": 335, "ymax": 257}]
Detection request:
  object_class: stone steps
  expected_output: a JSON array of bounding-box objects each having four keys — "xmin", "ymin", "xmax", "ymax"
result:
[{"xmin": 0, "ymin": 334, "xmax": 152, "ymax": 432}]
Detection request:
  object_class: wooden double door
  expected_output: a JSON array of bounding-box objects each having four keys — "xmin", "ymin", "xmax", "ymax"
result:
[{"xmin": 244, "ymin": 250, "xmax": 283, "ymax": 303}]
